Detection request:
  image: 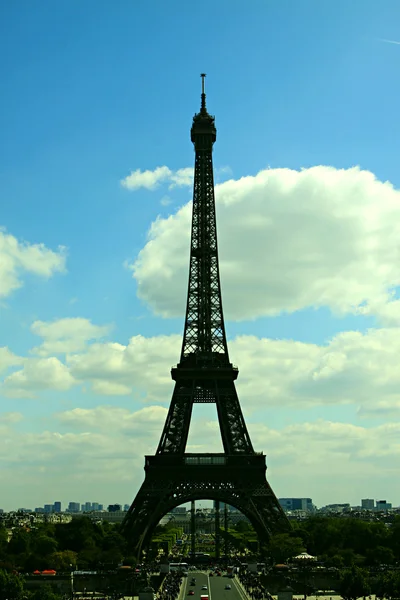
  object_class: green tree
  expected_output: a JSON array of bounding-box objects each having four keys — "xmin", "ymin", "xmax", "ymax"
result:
[
  {"xmin": 77, "ymin": 543, "xmax": 101, "ymax": 569},
  {"xmin": 30, "ymin": 583, "xmax": 62, "ymax": 600},
  {"xmin": 102, "ymin": 531, "xmax": 127, "ymax": 554},
  {"xmin": 23, "ymin": 553, "xmax": 49, "ymax": 573},
  {"xmin": 268, "ymin": 533, "xmax": 305, "ymax": 564},
  {"xmin": 336, "ymin": 548, "xmax": 364, "ymax": 567},
  {"xmin": 0, "ymin": 529, "xmax": 8, "ymax": 560},
  {"xmin": 98, "ymin": 548, "xmax": 123, "ymax": 567},
  {"xmin": 234, "ymin": 521, "xmax": 252, "ymax": 533},
  {"xmin": 380, "ymin": 570, "xmax": 400, "ymax": 600},
  {"xmin": 32, "ymin": 536, "xmax": 58, "ymax": 557},
  {"xmin": 388, "ymin": 517, "xmax": 400, "ymax": 561},
  {"xmin": 365, "ymin": 545, "xmax": 395, "ymax": 566},
  {"xmin": 0, "ymin": 569, "xmax": 24, "ymax": 600},
  {"xmin": 8, "ymin": 531, "xmax": 30, "ymax": 555},
  {"xmin": 338, "ymin": 566, "xmax": 371, "ymax": 600},
  {"xmin": 54, "ymin": 518, "xmax": 103, "ymax": 554},
  {"xmin": 48, "ymin": 550, "xmax": 78, "ymax": 571}
]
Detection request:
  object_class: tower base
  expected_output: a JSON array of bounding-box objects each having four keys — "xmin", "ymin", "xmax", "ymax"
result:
[{"xmin": 121, "ymin": 453, "xmax": 288, "ymax": 559}]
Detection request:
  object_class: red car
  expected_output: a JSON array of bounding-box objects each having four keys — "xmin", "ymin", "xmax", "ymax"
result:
[{"xmin": 188, "ymin": 592, "xmax": 195, "ymax": 596}]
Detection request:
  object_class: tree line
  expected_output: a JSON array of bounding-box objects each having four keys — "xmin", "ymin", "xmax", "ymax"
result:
[
  {"xmin": 0, "ymin": 518, "xmax": 129, "ymax": 572},
  {"xmin": 271, "ymin": 515, "xmax": 400, "ymax": 567}
]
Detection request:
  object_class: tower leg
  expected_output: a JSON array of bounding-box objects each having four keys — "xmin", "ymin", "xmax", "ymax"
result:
[
  {"xmin": 215, "ymin": 500, "xmax": 220, "ymax": 560},
  {"xmin": 191, "ymin": 500, "xmax": 196, "ymax": 558}
]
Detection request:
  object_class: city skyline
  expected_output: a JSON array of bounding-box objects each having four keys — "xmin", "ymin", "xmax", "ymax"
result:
[
  {"xmin": 1, "ymin": 0, "xmax": 400, "ymax": 510},
  {"xmin": 1, "ymin": 496, "xmax": 398, "ymax": 514}
]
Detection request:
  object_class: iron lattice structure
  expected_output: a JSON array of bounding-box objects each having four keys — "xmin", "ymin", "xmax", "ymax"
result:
[{"xmin": 122, "ymin": 75, "xmax": 289, "ymax": 557}]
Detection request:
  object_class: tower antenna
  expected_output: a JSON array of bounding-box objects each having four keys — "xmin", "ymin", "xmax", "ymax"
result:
[{"xmin": 200, "ymin": 73, "xmax": 206, "ymax": 110}]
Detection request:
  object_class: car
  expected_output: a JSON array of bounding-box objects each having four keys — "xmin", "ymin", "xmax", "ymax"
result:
[
  {"xmin": 201, "ymin": 586, "xmax": 208, "ymax": 590},
  {"xmin": 188, "ymin": 591, "xmax": 195, "ymax": 596},
  {"xmin": 225, "ymin": 585, "xmax": 231, "ymax": 590}
]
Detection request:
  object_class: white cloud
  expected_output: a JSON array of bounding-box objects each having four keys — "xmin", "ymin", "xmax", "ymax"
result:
[
  {"xmin": 356, "ymin": 296, "xmax": 400, "ymax": 327},
  {"xmin": 4, "ymin": 322, "xmax": 400, "ymax": 418},
  {"xmin": 215, "ymin": 166, "xmax": 233, "ymax": 183},
  {"xmin": 0, "ymin": 406, "xmax": 169, "ymax": 510},
  {"xmin": 2, "ymin": 357, "xmax": 75, "ymax": 398},
  {"xmin": 0, "ymin": 229, "xmax": 66, "ymax": 298},
  {"xmin": 3, "ymin": 316, "xmax": 400, "ymax": 428},
  {"xmin": 51, "ymin": 406, "xmax": 400, "ymax": 480},
  {"xmin": 121, "ymin": 166, "xmax": 193, "ymax": 191},
  {"xmin": 379, "ymin": 38, "xmax": 400, "ymax": 46},
  {"xmin": 121, "ymin": 166, "xmax": 172, "ymax": 191},
  {"xmin": 0, "ymin": 412, "xmax": 23, "ymax": 425},
  {"xmin": 169, "ymin": 167, "xmax": 194, "ymax": 189},
  {"xmin": 91, "ymin": 380, "xmax": 133, "ymax": 396},
  {"xmin": 130, "ymin": 165, "xmax": 400, "ymax": 323},
  {"xmin": 67, "ymin": 335, "xmax": 178, "ymax": 399},
  {"xmin": 9, "ymin": 327, "xmax": 392, "ymax": 418},
  {"xmin": 30, "ymin": 318, "xmax": 112, "ymax": 356},
  {"xmin": 0, "ymin": 347, "xmax": 23, "ymax": 373},
  {"xmin": 57, "ymin": 405, "xmax": 168, "ymax": 433},
  {"xmin": 2, "ymin": 406, "xmax": 398, "ymax": 510},
  {"xmin": 231, "ymin": 329, "xmax": 400, "ymax": 414}
]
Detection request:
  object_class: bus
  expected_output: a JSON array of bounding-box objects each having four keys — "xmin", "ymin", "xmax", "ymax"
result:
[
  {"xmin": 192, "ymin": 553, "xmax": 210, "ymax": 564},
  {"xmin": 169, "ymin": 563, "xmax": 188, "ymax": 575}
]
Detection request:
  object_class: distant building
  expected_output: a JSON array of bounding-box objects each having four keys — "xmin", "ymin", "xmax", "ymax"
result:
[
  {"xmin": 376, "ymin": 500, "xmax": 392, "ymax": 511},
  {"xmin": 53, "ymin": 501, "xmax": 61, "ymax": 513},
  {"xmin": 124, "ymin": 504, "xmax": 130, "ymax": 512},
  {"xmin": 91, "ymin": 510, "xmax": 126, "ymax": 523},
  {"xmin": 361, "ymin": 499, "xmax": 374, "ymax": 510},
  {"xmin": 171, "ymin": 507, "xmax": 187, "ymax": 514},
  {"xmin": 320, "ymin": 503, "xmax": 350, "ymax": 513},
  {"xmin": 108, "ymin": 504, "xmax": 122, "ymax": 512},
  {"xmin": 67, "ymin": 502, "xmax": 81, "ymax": 513},
  {"xmin": 213, "ymin": 501, "xmax": 235, "ymax": 512},
  {"xmin": 35, "ymin": 507, "xmax": 45, "ymax": 513},
  {"xmin": 279, "ymin": 498, "xmax": 315, "ymax": 512},
  {"xmin": 44, "ymin": 504, "xmax": 53, "ymax": 513}
]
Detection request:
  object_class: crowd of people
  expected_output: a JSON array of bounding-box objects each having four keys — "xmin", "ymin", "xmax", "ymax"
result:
[
  {"xmin": 238, "ymin": 570, "xmax": 272, "ymax": 600},
  {"xmin": 155, "ymin": 572, "xmax": 183, "ymax": 600}
]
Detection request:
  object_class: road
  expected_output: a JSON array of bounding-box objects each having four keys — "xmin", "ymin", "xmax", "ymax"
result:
[{"xmin": 181, "ymin": 572, "xmax": 248, "ymax": 600}]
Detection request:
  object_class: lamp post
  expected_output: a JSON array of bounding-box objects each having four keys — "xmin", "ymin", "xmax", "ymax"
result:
[{"xmin": 70, "ymin": 564, "xmax": 74, "ymax": 599}]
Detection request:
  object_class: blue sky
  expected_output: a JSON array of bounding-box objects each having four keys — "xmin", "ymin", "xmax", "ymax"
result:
[{"xmin": 1, "ymin": 0, "xmax": 400, "ymax": 512}]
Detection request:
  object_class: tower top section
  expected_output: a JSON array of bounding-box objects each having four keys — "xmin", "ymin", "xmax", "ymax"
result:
[{"xmin": 191, "ymin": 73, "xmax": 216, "ymax": 145}]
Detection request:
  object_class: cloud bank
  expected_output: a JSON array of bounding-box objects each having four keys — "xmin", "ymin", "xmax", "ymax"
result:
[
  {"xmin": 121, "ymin": 166, "xmax": 193, "ymax": 191},
  {"xmin": 2, "ymin": 319, "xmax": 400, "ymax": 418},
  {"xmin": 0, "ymin": 229, "xmax": 66, "ymax": 298},
  {"xmin": 130, "ymin": 165, "xmax": 400, "ymax": 324}
]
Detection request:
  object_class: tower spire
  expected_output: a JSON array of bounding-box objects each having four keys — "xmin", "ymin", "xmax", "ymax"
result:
[{"xmin": 200, "ymin": 72, "xmax": 206, "ymax": 111}]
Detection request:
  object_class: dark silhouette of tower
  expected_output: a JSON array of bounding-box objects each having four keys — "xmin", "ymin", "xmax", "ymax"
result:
[{"xmin": 122, "ymin": 75, "xmax": 289, "ymax": 558}]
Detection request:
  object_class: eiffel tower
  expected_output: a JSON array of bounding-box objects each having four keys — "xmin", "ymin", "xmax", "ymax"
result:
[{"xmin": 122, "ymin": 75, "xmax": 289, "ymax": 558}]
